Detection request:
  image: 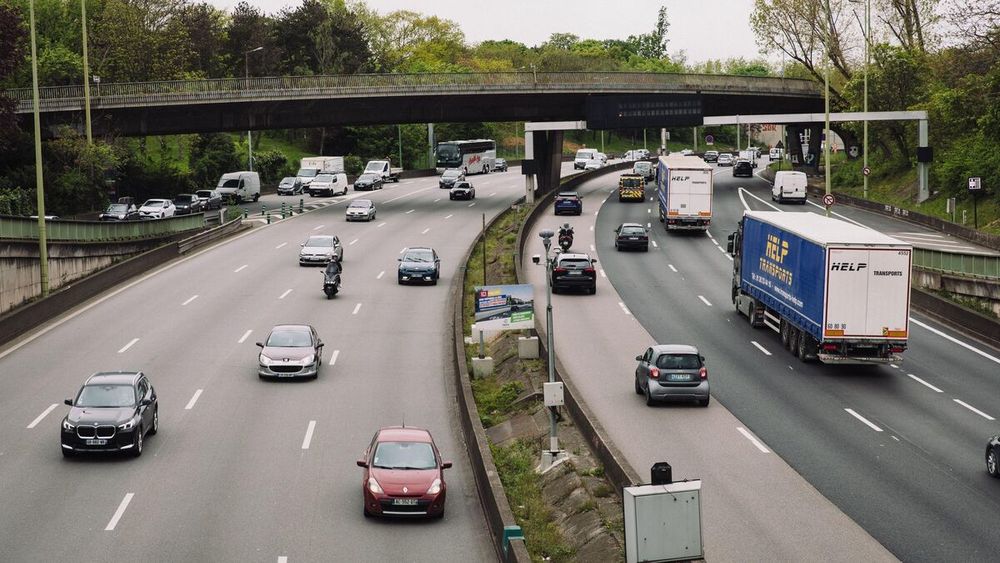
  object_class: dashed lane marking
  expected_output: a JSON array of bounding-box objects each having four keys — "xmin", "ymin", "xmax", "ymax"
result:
[
  {"xmin": 185, "ymin": 389, "xmax": 203, "ymax": 410},
  {"xmin": 750, "ymin": 341, "xmax": 771, "ymax": 356},
  {"xmin": 845, "ymin": 408, "xmax": 883, "ymax": 432},
  {"xmin": 737, "ymin": 427, "xmax": 770, "ymax": 453}
]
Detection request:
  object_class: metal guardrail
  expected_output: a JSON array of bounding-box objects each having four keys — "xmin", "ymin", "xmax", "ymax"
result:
[
  {"xmin": 7, "ymin": 72, "xmax": 820, "ymax": 113},
  {"xmin": 0, "ymin": 214, "xmax": 205, "ymax": 242},
  {"xmin": 913, "ymin": 248, "xmax": 1000, "ymax": 280}
]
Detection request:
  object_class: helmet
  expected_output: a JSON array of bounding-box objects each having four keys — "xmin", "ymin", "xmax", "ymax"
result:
[{"xmin": 562, "ymin": 223, "xmax": 571, "ymax": 230}]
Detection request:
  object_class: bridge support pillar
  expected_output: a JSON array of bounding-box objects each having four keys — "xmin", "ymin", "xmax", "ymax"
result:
[{"xmin": 530, "ymin": 130, "xmax": 564, "ymax": 197}]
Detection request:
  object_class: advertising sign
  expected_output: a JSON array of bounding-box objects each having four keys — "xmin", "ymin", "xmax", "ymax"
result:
[{"xmin": 474, "ymin": 284, "xmax": 535, "ymax": 331}]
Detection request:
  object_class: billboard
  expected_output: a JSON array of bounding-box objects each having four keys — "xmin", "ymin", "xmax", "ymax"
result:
[{"xmin": 474, "ymin": 284, "xmax": 535, "ymax": 331}]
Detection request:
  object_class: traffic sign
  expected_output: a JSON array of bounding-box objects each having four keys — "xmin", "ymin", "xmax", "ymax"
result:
[
  {"xmin": 822, "ymin": 194, "xmax": 835, "ymax": 207},
  {"xmin": 863, "ymin": 166, "xmax": 871, "ymax": 176},
  {"xmin": 705, "ymin": 134, "xmax": 714, "ymax": 146},
  {"xmin": 968, "ymin": 177, "xmax": 982, "ymax": 191}
]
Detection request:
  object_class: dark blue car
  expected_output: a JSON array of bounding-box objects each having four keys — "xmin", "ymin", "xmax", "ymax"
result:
[{"xmin": 554, "ymin": 192, "xmax": 582, "ymax": 215}]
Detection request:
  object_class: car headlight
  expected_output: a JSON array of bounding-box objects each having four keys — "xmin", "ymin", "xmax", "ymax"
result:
[
  {"xmin": 367, "ymin": 477, "xmax": 384, "ymax": 495},
  {"xmin": 260, "ymin": 354, "xmax": 274, "ymax": 366},
  {"xmin": 118, "ymin": 417, "xmax": 137, "ymax": 431},
  {"xmin": 62, "ymin": 419, "xmax": 75, "ymax": 431},
  {"xmin": 427, "ymin": 478, "xmax": 442, "ymax": 495},
  {"xmin": 302, "ymin": 354, "xmax": 315, "ymax": 365}
]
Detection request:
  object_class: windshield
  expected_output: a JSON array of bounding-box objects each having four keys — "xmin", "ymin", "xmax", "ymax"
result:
[
  {"xmin": 141, "ymin": 200, "xmax": 165, "ymax": 207},
  {"xmin": 403, "ymin": 250, "xmax": 434, "ymax": 262},
  {"xmin": 106, "ymin": 204, "xmax": 127, "ymax": 213},
  {"xmin": 656, "ymin": 354, "xmax": 702, "ymax": 370},
  {"xmin": 621, "ymin": 178, "xmax": 642, "ymax": 188},
  {"xmin": 219, "ymin": 179, "xmax": 240, "ymax": 188},
  {"xmin": 174, "ymin": 195, "xmax": 194, "ymax": 203},
  {"xmin": 279, "ymin": 178, "xmax": 295, "ymax": 186},
  {"xmin": 438, "ymin": 144, "xmax": 459, "ymax": 159},
  {"xmin": 265, "ymin": 330, "xmax": 312, "ymax": 347},
  {"xmin": 359, "ymin": 174, "xmax": 378, "ymax": 181},
  {"xmin": 372, "ymin": 441, "xmax": 437, "ymax": 470},
  {"xmin": 620, "ymin": 226, "xmax": 645, "ymax": 235},
  {"xmin": 558, "ymin": 258, "xmax": 592, "ymax": 269},
  {"xmin": 442, "ymin": 170, "xmax": 461, "ymax": 179},
  {"xmin": 76, "ymin": 384, "xmax": 135, "ymax": 408},
  {"xmin": 634, "ymin": 162, "xmax": 650, "ymax": 171},
  {"xmin": 296, "ymin": 168, "xmax": 319, "ymax": 178},
  {"xmin": 314, "ymin": 174, "xmax": 335, "ymax": 182},
  {"xmin": 557, "ymin": 193, "xmax": 579, "ymax": 200},
  {"xmin": 305, "ymin": 236, "xmax": 335, "ymax": 247},
  {"xmin": 350, "ymin": 201, "xmax": 371, "ymax": 208},
  {"xmin": 576, "ymin": 150, "xmax": 596, "ymax": 159},
  {"xmin": 195, "ymin": 191, "xmax": 212, "ymax": 198}
]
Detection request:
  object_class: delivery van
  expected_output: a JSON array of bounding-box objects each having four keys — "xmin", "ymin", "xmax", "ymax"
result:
[{"xmin": 772, "ymin": 170, "xmax": 807, "ymax": 204}]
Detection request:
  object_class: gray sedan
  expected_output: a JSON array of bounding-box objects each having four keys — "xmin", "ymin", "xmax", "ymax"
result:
[
  {"xmin": 298, "ymin": 235, "xmax": 343, "ymax": 266},
  {"xmin": 634, "ymin": 344, "xmax": 710, "ymax": 406},
  {"xmin": 256, "ymin": 324, "xmax": 323, "ymax": 379}
]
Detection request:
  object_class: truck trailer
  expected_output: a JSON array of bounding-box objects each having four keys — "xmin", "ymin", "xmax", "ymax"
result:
[
  {"xmin": 727, "ymin": 211, "xmax": 912, "ymax": 364},
  {"xmin": 655, "ymin": 155, "xmax": 713, "ymax": 231}
]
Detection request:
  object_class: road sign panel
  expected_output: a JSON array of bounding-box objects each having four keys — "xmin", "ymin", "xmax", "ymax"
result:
[
  {"xmin": 968, "ymin": 177, "xmax": 981, "ymax": 191},
  {"xmin": 822, "ymin": 194, "xmax": 835, "ymax": 206},
  {"xmin": 705, "ymin": 134, "xmax": 714, "ymax": 146},
  {"xmin": 862, "ymin": 166, "xmax": 871, "ymax": 176}
]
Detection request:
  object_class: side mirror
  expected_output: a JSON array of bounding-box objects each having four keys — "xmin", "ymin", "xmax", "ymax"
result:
[
  {"xmin": 317, "ymin": 341, "xmax": 324, "ymax": 348},
  {"xmin": 64, "ymin": 398, "xmax": 73, "ymax": 406},
  {"xmin": 591, "ymin": 259, "xmax": 597, "ymax": 264},
  {"xmin": 255, "ymin": 342, "xmax": 264, "ymax": 348},
  {"xmin": 300, "ymin": 243, "xmax": 305, "ymax": 247},
  {"xmin": 442, "ymin": 461, "xmax": 453, "ymax": 469},
  {"xmin": 356, "ymin": 459, "xmax": 368, "ymax": 468},
  {"xmin": 397, "ymin": 258, "xmax": 402, "ymax": 261},
  {"xmin": 141, "ymin": 398, "xmax": 152, "ymax": 406}
]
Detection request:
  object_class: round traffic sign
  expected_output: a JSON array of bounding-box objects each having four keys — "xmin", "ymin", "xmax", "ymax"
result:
[
  {"xmin": 705, "ymin": 134, "xmax": 714, "ymax": 146},
  {"xmin": 823, "ymin": 194, "xmax": 836, "ymax": 206},
  {"xmin": 863, "ymin": 166, "xmax": 871, "ymax": 176}
]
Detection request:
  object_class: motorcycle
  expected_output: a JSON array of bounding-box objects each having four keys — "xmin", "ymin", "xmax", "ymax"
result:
[
  {"xmin": 558, "ymin": 229, "xmax": 574, "ymax": 252},
  {"xmin": 322, "ymin": 271, "xmax": 341, "ymax": 299}
]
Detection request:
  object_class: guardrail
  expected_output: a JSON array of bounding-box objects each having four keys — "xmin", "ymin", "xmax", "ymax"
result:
[
  {"xmin": 913, "ymin": 248, "xmax": 1000, "ymax": 280},
  {"xmin": 0, "ymin": 214, "xmax": 205, "ymax": 242},
  {"xmin": 8, "ymin": 72, "xmax": 820, "ymax": 113}
]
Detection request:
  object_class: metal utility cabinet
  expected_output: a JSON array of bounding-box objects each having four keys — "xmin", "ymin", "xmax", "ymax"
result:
[{"xmin": 623, "ymin": 480, "xmax": 703, "ymax": 563}]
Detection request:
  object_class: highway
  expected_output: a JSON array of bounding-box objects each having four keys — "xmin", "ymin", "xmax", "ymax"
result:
[
  {"xmin": 523, "ymin": 160, "xmax": 1000, "ymax": 561},
  {"xmin": 0, "ymin": 166, "xmax": 555, "ymax": 561}
]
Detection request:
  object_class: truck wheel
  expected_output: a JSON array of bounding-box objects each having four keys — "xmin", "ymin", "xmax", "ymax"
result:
[
  {"xmin": 799, "ymin": 334, "xmax": 817, "ymax": 362},
  {"xmin": 780, "ymin": 320, "xmax": 790, "ymax": 347},
  {"xmin": 789, "ymin": 328, "xmax": 801, "ymax": 357}
]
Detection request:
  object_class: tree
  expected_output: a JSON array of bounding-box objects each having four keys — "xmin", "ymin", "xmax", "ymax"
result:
[
  {"xmin": 625, "ymin": 5, "xmax": 670, "ymax": 59},
  {"xmin": 354, "ymin": 8, "xmax": 464, "ymax": 71},
  {"xmin": 0, "ymin": 2, "xmax": 26, "ymax": 151},
  {"xmin": 175, "ymin": 3, "xmax": 227, "ymax": 78},
  {"xmin": 189, "ymin": 133, "xmax": 239, "ymax": 189}
]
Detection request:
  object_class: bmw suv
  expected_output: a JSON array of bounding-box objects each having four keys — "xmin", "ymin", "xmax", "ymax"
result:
[{"xmin": 61, "ymin": 371, "xmax": 158, "ymax": 457}]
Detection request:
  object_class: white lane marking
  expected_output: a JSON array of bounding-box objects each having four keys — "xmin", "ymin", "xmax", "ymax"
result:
[
  {"xmin": 906, "ymin": 373, "xmax": 943, "ymax": 393},
  {"xmin": 445, "ymin": 214, "xmax": 453, "ymax": 219},
  {"xmin": 468, "ymin": 203, "xmax": 476, "ymax": 207},
  {"xmin": 589, "ymin": 244, "xmax": 596, "ymax": 252},
  {"xmin": 706, "ymin": 231, "xmax": 716, "ymax": 241},
  {"xmin": 589, "ymin": 225, "xmax": 594, "ymax": 231},
  {"xmin": 845, "ymin": 408, "xmax": 883, "ymax": 432},
  {"xmin": 646, "ymin": 222, "xmax": 651, "ymax": 229},
  {"xmin": 594, "ymin": 211, "xmax": 599, "ymax": 216},
  {"xmin": 717, "ymin": 246, "xmax": 728, "ymax": 254},
  {"xmin": 898, "ymin": 231, "xmax": 945, "ymax": 238},
  {"xmin": 698, "ymin": 295, "xmax": 713, "ymax": 307},
  {"xmin": 737, "ymin": 427, "xmax": 770, "ymax": 453},
  {"xmin": 313, "ymin": 225, "xmax": 325, "ymax": 231},
  {"xmin": 750, "ymin": 341, "xmax": 771, "ymax": 356},
  {"xmin": 738, "ymin": 187, "xmax": 781, "ymax": 212},
  {"xmin": 953, "ymin": 399, "xmax": 996, "ymax": 420},
  {"xmin": 405, "ymin": 209, "xmax": 415, "ymax": 214},
  {"xmin": 377, "ymin": 222, "xmax": 386, "ymax": 228},
  {"xmin": 383, "ymin": 186, "xmax": 431, "ymax": 203},
  {"xmin": 278, "ymin": 557, "xmax": 288, "ymax": 563},
  {"xmin": 301, "ymin": 420, "xmax": 317, "ymax": 449},
  {"xmin": 668, "ymin": 264, "xmax": 678, "ymax": 272},
  {"xmin": 105, "ymin": 493, "xmax": 135, "ymax": 531},
  {"xmin": 618, "ymin": 302, "xmax": 632, "ymax": 316},
  {"xmin": 275, "ymin": 242, "xmax": 287, "ymax": 249},
  {"xmin": 909, "ymin": 318, "xmax": 1000, "ymax": 365},
  {"xmin": 433, "ymin": 198, "xmax": 441, "ymax": 203},
  {"xmin": 185, "ymin": 389, "xmax": 203, "ymax": 410},
  {"xmin": 889, "ymin": 364, "xmax": 899, "ymax": 369},
  {"xmin": 399, "ymin": 247, "xmax": 406, "ymax": 254},
  {"xmin": 349, "ymin": 238, "xmax": 359, "ymax": 246},
  {"xmin": 489, "ymin": 192, "xmax": 496, "ymax": 197},
  {"xmin": 600, "ymin": 269, "xmax": 607, "ymax": 278},
  {"xmin": 806, "ymin": 200, "xmax": 867, "ymax": 227},
  {"xmin": 725, "ymin": 254, "xmax": 734, "ymax": 261},
  {"xmin": 279, "ymin": 289, "xmax": 293, "ymax": 300},
  {"xmin": 182, "ymin": 295, "xmax": 199, "ymax": 306},
  {"xmin": 651, "ymin": 240, "xmax": 658, "ymax": 248},
  {"xmin": 27, "ymin": 404, "xmax": 59, "ymax": 429},
  {"xmin": 234, "ymin": 264, "xmax": 248, "ymax": 273},
  {"xmin": 352, "ymin": 303, "xmax": 362, "ymax": 315},
  {"xmin": 646, "ymin": 208, "xmax": 651, "ymax": 214},
  {"xmin": 329, "ymin": 349, "xmax": 340, "ymax": 366},
  {"xmin": 118, "ymin": 338, "xmax": 139, "ymax": 354},
  {"xmin": 238, "ymin": 329, "xmax": 253, "ymax": 344},
  {"xmin": 422, "ymin": 228, "xmax": 430, "ymax": 234},
  {"xmin": 376, "ymin": 270, "xmax": 385, "ymax": 280}
]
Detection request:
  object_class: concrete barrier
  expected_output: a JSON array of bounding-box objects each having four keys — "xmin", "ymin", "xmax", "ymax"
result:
[{"xmin": 911, "ymin": 288, "xmax": 1000, "ymax": 349}]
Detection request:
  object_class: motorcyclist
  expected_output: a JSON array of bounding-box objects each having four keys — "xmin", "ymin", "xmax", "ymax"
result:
[
  {"xmin": 558, "ymin": 223, "xmax": 574, "ymax": 238},
  {"xmin": 324, "ymin": 256, "xmax": 342, "ymax": 280},
  {"xmin": 557, "ymin": 223, "xmax": 574, "ymax": 251}
]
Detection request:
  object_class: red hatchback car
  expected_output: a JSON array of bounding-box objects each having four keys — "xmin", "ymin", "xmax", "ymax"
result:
[{"xmin": 357, "ymin": 426, "xmax": 452, "ymax": 519}]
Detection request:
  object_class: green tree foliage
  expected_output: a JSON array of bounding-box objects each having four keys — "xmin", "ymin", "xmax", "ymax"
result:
[
  {"xmin": 252, "ymin": 149, "xmax": 287, "ymax": 184},
  {"xmin": 0, "ymin": 2, "xmax": 27, "ymax": 150},
  {"xmin": 189, "ymin": 133, "xmax": 239, "ymax": 189}
]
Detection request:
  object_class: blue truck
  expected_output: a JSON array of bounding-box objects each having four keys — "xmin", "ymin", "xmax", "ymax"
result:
[{"xmin": 727, "ymin": 211, "xmax": 912, "ymax": 364}]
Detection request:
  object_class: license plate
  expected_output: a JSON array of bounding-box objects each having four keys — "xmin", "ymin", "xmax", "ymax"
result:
[
  {"xmin": 569, "ymin": 271, "xmax": 582, "ymax": 276},
  {"xmin": 668, "ymin": 373, "xmax": 691, "ymax": 382},
  {"xmin": 628, "ymin": 237, "xmax": 639, "ymax": 240},
  {"xmin": 393, "ymin": 498, "xmax": 418, "ymax": 506},
  {"xmin": 85, "ymin": 439, "xmax": 107, "ymax": 446}
]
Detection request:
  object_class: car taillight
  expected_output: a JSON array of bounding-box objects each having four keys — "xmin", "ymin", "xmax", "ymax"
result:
[
  {"xmin": 699, "ymin": 367, "xmax": 708, "ymax": 380},
  {"xmin": 889, "ymin": 346, "xmax": 905, "ymax": 354},
  {"xmin": 649, "ymin": 367, "xmax": 660, "ymax": 379},
  {"xmin": 553, "ymin": 267, "xmax": 568, "ymax": 274},
  {"xmin": 584, "ymin": 267, "xmax": 595, "ymax": 274}
]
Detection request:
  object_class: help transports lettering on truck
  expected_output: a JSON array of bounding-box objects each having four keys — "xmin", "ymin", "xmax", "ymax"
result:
[{"xmin": 759, "ymin": 233, "xmax": 794, "ymax": 286}]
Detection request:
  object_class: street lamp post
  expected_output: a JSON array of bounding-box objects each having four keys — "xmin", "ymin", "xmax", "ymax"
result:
[
  {"xmin": 862, "ymin": 0, "xmax": 870, "ymax": 200},
  {"xmin": 28, "ymin": 0, "xmax": 49, "ymax": 297},
  {"xmin": 824, "ymin": 61, "xmax": 831, "ymax": 217},
  {"xmin": 81, "ymin": 0, "xmax": 92, "ymax": 144},
  {"xmin": 539, "ymin": 229, "xmax": 560, "ymax": 459},
  {"xmin": 244, "ymin": 47, "xmax": 263, "ymax": 171}
]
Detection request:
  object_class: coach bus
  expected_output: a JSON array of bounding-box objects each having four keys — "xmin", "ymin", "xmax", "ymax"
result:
[{"xmin": 435, "ymin": 139, "xmax": 496, "ymax": 175}]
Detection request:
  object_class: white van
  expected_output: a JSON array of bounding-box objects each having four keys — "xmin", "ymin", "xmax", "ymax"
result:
[
  {"xmin": 574, "ymin": 148, "xmax": 598, "ymax": 169},
  {"xmin": 216, "ymin": 171, "xmax": 261, "ymax": 203},
  {"xmin": 772, "ymin": 170, "xmax": 808, "ymax": 204}
]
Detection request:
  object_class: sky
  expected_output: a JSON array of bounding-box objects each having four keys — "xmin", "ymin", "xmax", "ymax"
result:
[{"xmin": 208, "ymin": 0, "xmax": 766, "ymax": 64}]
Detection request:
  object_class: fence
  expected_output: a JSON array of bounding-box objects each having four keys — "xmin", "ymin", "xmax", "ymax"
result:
[{"xmin": 0, "ymin": 214, "xmax": 205, "ymax": 242}]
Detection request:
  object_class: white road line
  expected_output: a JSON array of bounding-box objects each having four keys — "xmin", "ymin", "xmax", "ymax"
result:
[
  {"xmin": 468, "ymin": 203, "xmax": 476, "ymax": 207},
  {"xmin": 349, "ymin": 238, "xmax": 359, "ymax": 246},
  {"xmin": 384, "ymin": 186, "xmax": 432, "ymax": 204},
  {"xmin": 905, "ymin": 373, "xmax": 943, "ymax": 393},
  {"xmin": 352, "ymin": 303, "xmax": 362, "ymax": 315},
  {"xmin": 805, "ymin": 200, "xmax": 867, "ymax": 226},
  {"xmin": 750, "ymin": 341, "xmax": 772, "ymax": 356},
  {"xmin": 301, "ymin": 420, "xmax": 317, "ymax": 449},
  {"xmin": 238, "ymin": 329, "xmax": 252, "ymax": 344},
  {"xmin": 589, "ymin": 225, "xmax": 594, "ymax": 231},
  {"xmin": 433, "ymin": 198, "xmax": 441, "ymax": 203},
  {"xmin": 738, "ymin": 187, "xmax": 781, "ymax": 212},
  {"xmin": 377, "ymin": 222, "xmax": 386, "ymax": 228},
  {"xmin": 275, "ymin": 242, "xmax": 287, "ymax": 249},
  {"xmin": 377, "ymin": 270, "xmax": 385, "ymax": 279},
  {"xmin": 594, "ymin": 211, "xmax": 599, "ymax": 216},
  {"xmin": 278, "ymin": 557, "xmax": 288, "ymax": 563},
  {"xmin": 27, "ymin": 404, "xmax": 59, "ymax": 429},
  {"xmin": 618, "ymin": 302, "xmax": 632, "ymax": 315},
  {"xmin": 646, "ymin": 222, "xmax": 651, "ymax": 229},
  {"xmin": 313, "ymin": 225, "xmax": 325, "ymax": 231},
  {"xmin": 698, "ymin": 295, "xmax": 713, "ymax": 307},
  {"xmin": 651, "ymin": 240, "xmax": 658, "ymax": 248},
  {"xmin": 182, "ymin": 295, "xmax": 199, "ymax": 306},
  {"xmin": 668, "ymin": 264, "xmax": 678, "ymax": 272},
  {"xmin": 725, "ymin": 254, "xmax": 734, "ymax": 261},
  {"xmin": 489, "ymin": 192, "xmax": 496, "ymax": 197},
  {"xmin": 717, "ymin": 246, "xmax": 728, "ymax": 254},
  {"xmin": 279, "ymin": 289, "xmax": 293, "ymax": 300},
  {"xmin": 406, "ymin": 209, "xmax": 415, "ymax": 214},
  {"xmin": 117, "ymin": 338, "xmax": 139, "ymax": 354},
  {"xmin": 600, "ymin": 269, "xmax": 607, "ymax": 278},
  {"xmin": 421, "ymin": 228, "xmax": 430, "ymax": 234},
  {"xmin": 185, "ymin": 389, "xmax": 203, "ymax": 410},
  {"xmin": 706, "ymin": 231, "xmax": 716, "ymax": 241},
  {"xmin": 329, "ymin": 349, "xmax": 340, "ymax": 366},
  {"xmin": 105, "ymin": 493, "xmax": 135, "ymax": 531},
  {"xmin": 737, "ymin": 427, "xmax": 770, "ymax": 453},
  {"xmin": 647, "ymin": 208, "xmax": 651, "ymax": 214},
  {"xmin": 445, "ymin": 214, "xmax": 453, "ymax": 219},
  {"xmin": 889, "ymin": 363, "xmax": 899, "ymax": 369},
  {"xmin": 909, "ymin": 318, "xmax": 1000, "ymax": 365},
  {"xmin": 399, "ymin": 247, "xmax": 406, "ymax": 254},
  {"xmin": 234, "ymin": 264, "xmax": 248, "ymax": 273},
  {"xmin": 589, "ymin": 244, "xmax": 596, "ymax": 252},
  {"xmin": 845, "ymin": 408, "xmax": 883, "ymax": 432},
  {"xmin": 953, "ymin": 399, "xmax": 996, "ymax": 420},
  {"xmin": 898, "ymin": 231, "xmax": 945, "ymax": 238}
]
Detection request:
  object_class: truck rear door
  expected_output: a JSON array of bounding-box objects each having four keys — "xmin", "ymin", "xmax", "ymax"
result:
[{"xmin": 824, "ymin": 247, "xmax": 911, "ymax": 339}]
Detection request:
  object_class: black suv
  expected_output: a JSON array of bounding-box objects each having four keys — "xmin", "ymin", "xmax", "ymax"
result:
[
  {"xmin": 733, "ymin": 159, "xmax": 754, "ymax": 178},
  {"xmin": 61, "ymin": 371, "xmax": 158, "ymax": 458},
  {"xmin": 551, "ymin": 253, "xmax": 597, "ymax": 294}
]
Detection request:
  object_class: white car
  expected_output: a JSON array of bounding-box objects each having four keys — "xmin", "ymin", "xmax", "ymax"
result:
[
  {"xmin": 345, "ymin": 199, "xmax": 376, "ymax": 222},
  {"xmin": 138, "ymin": 199, "xmax": 176, "ymax": 219},
  {"xmin": 308, "ymin": 173, "xmax": 348, "ymax": 197},
  {"xmin": 584, "ymin": 158, "xmax": 603, "ymax": 171},
  {"xmin": 680, "ymin": 149, "xmax": 694, "ymax": 156},
  {"xmin": 716, "ymin": 153, "xmax": 734, "ymax": 166}
]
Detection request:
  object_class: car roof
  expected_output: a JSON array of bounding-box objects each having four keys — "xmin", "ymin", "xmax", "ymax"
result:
[
  {"xmin": 557, "ymin": 191, "xmax": 579, "ymax": 197},
  {"xmin": 350, "ymin": 199, "xmax": 372, "ymax": 205},
  {"xmin": 651, "ymin": 344, "xmax": 700, "ymax": 355},
  {"xmin": 619, "ymin": 222, "xmax": 645, "ymax": 228},
  {"xmin": 307, "ymin": 234, "xmax": 335, "ymax": 240},
  {"xmin": 270, "ymin": 324, "xmax": 313, "ymax": 332},
  {"xmin": 377, "ymin": 426, "xmax": 433, "ymax": 442},
  {"xmin": 143, "ymin": 199, "xmax": 168, "ymax": 204},
  {"xmin": 86, "ymin": 371, "xmax": 142, "ymax": 385},
  {"xmin": 557, "ymin": 252, "xmax": 592, "ymax": 260},
  {"xmin": 403, "ymin": 246, "xmax": 434, "ymax": 253}
]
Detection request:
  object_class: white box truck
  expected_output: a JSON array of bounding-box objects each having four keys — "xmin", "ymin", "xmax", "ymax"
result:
[
  {"xmin": 297, "ymin": 156, "xmax": 344, "ymax": 188},
  {"xmin": 216, "ymin": 171, "xmax": 260, "ymax": 203},
  {"xmin": 727, "ymin": 211, "xmax": 912, "ymax": 363},
  {"xmin": 655, "ymin": 155, "xmax": 713, "ymax": 231},
  {"xmin": 363, "ymin": 159, "xmax": 402, "ymax": 183},
  {"xmin": 574, "ymin": 148, "xmax": 598, "ymax": 169}
]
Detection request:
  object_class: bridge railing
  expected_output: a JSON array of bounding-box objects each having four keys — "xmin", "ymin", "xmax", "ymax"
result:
[
  {"xmin": 7, "ymin": 72, "xmax": 819, "ymax": 112},
  {"xmin": 912, "ymin": 247, "xmax": 1000, "ymax": 280},
  {"xmin": 0, "ymin": 214, "xmax": 206, "ymax": 242}
]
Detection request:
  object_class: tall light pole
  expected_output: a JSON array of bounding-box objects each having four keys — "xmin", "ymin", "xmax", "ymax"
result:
[
  {"xmin": 824, "ymin": 62, "xmax": 831, "ymax": 217},
  {"xmin": 29, "ymin": 0, "xmax": 49, "ymax": 297},
  {"xmin": 539, "ymin": 229, "xmax": 559, "ymax": 458},
  {"xmin": 862, "ymin": 0, "xmax": 870, "ymax": 200},
  {"xmin": 81, "ymin": 0, "xmax": 92, "ymax": 144},
  {"xmin": 244, "ymin": 46, "xmax": 263, "ymax": 171}
]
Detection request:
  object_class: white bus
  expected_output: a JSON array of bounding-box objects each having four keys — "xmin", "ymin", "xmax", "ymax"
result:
[{"xmin": 435, "ymin": 139, "xmax": 496, "ymax": 174}]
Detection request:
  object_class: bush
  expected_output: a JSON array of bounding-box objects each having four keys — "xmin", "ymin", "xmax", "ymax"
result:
[
  {"xmin": 344, "ymin": 155, "xmax": 364, "ymax": 176},
  {"xmin": 253, "ymin": 149, "xmax": 288, "ymax": 185}
]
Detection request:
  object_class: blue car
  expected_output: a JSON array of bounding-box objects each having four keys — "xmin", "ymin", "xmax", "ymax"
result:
[{"xmin": 554, "ymin": 192, "xmax": 582, "ymax": 215}]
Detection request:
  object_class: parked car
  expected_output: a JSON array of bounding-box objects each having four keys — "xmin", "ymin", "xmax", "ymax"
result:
[
  {"xmin": 60, "ymin": 371, "xmax": 158, "ymax": 457},
  {"xmin": 98, "ymin": 202, "xmax": 139, "ymax": 221},
  {"xmin": 634, "ymin": 344, "xmax": 710, "ymax": 406},
  {"xmin": 494, "ymin": 158, "xmax": 508, "ymax": 172},
  {"xmin": 138, "ymin": 199, "xmax": 176, "ymax": 219},
  {"xmin": 256, "ymin": 325, "xmax": 323, "ymax": 380},
  {"xmin": 277, "ymin": 177, "xmax": 304, "ymax": 196},
  {"xmin": 551, "ymin": 252, "xmax": 597, "ymax": 294},
  {"xmin": 299, "ymin": 235, "xmax": 343, "ymax": 266},
  {"xmin": 439, "ymin": 169, "xmax": 465, "ymax": 189},
  {"xmin": 195, "ymin": 189, "xmax": 223, "ymax": 210},
  {"xmin": 357, "ymin": 426, "xmax": 452, "ymax": 518},
  {"xmin": 614, "ymin": 223, "xmax": 650, "ymax": 251},
  {"xmin": 172, "ymin": 194, "xmax": 204, "ymax": 215},
  {"xmin": 703, "ymin": 150, "xmax": 719, "ymax": 163},
  {"xmin": 733, "ymin": 159, "xmax": 754, "ymax": 178},
  {"xmin": 987, "ymin": 434, "xmax": 1000, "ymax": 477},
  {"xmin": 346, "ymin": 199, "xmax": 376, "ymax": 222},
  {"xmin": 397, "ymin": 247, "xmax": 440, "ymax": 285},
  {"xmin": 353, "ymin": 173, "xmax": 383, "ymax": 192},
  {"xmin": 449, "ymin": 181, "xmax": 475, "ymax": 200},
  {"xmin": 308, "ymin": 173, "xmax": 348, "ymax": 197},
  {"xmin": 554, "ymin": 192, "xmax": 583, "ymax": 215},
  {"xmin": 716, "ymin": 153, "xmax": 734, "ymax": 166}
]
